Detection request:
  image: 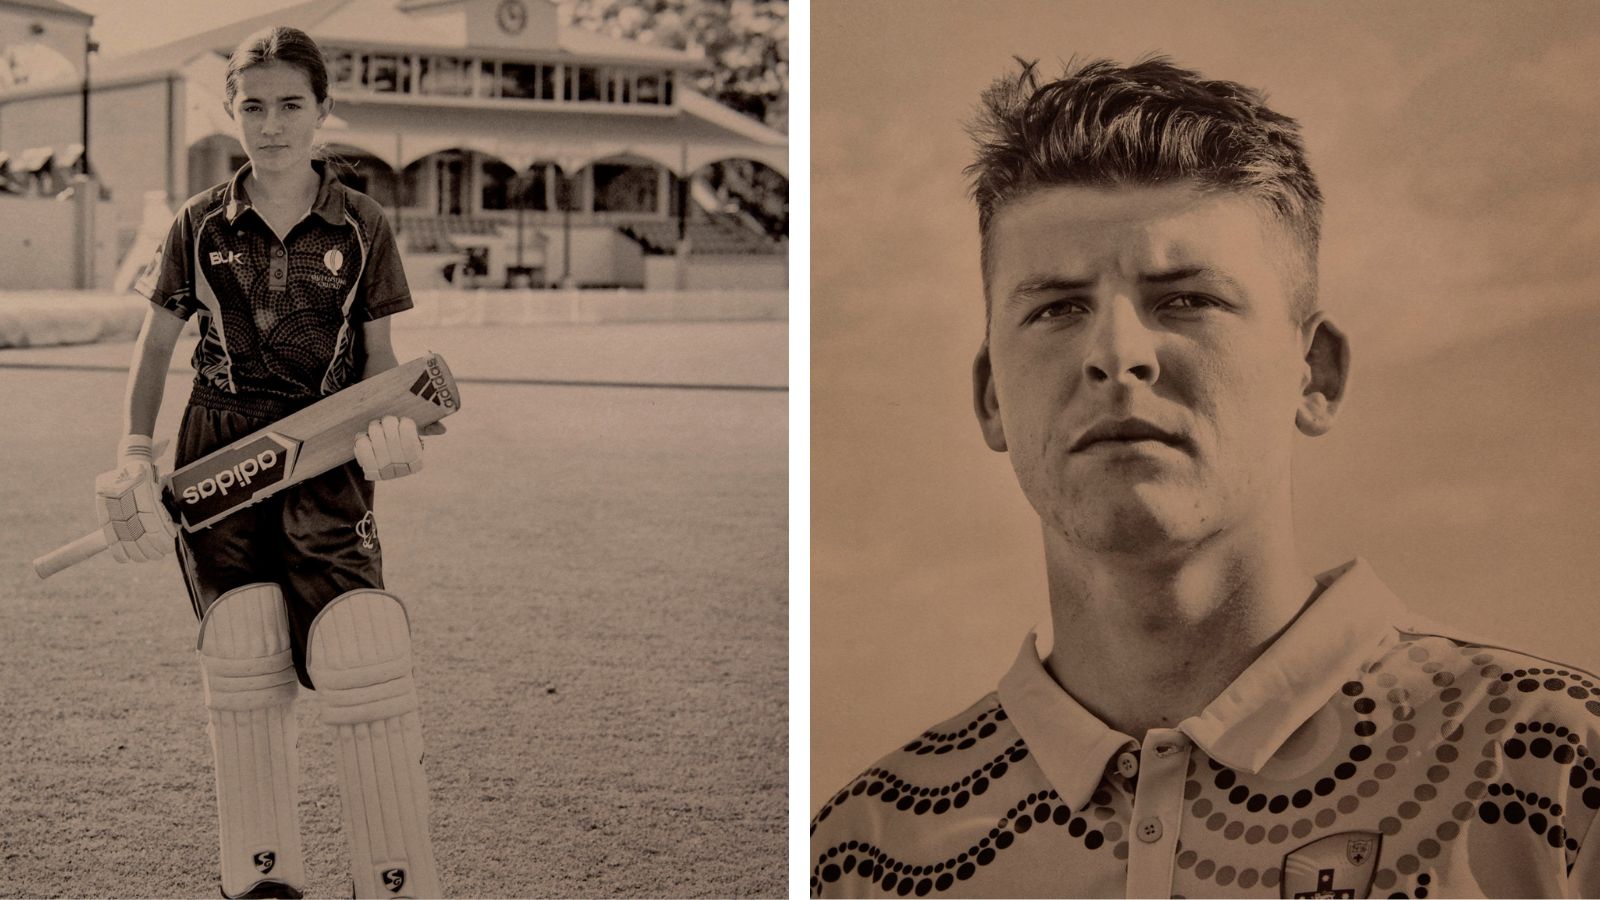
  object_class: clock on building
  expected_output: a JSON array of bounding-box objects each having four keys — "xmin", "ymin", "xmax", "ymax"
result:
[{"xmin": 496, "ymin": 0, "xmax": 528, "ymax": 35}]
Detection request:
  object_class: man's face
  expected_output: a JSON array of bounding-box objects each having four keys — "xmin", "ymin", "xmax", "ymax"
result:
[{"xmin": 976, "ymin": 182, "xmax": 1323, "ymax": 554}]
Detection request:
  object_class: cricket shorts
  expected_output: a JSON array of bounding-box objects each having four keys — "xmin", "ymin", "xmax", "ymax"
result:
[{"xmin": 174, "ymin": 385, "xmax": 384, "ymax": 689}]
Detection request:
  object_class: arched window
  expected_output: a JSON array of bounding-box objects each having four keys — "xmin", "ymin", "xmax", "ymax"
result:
[
  {"xmin": 481, "ymin": 162, "xmax": 552, "ymax": 211},
  {"xmin": 591, "ymin": 162, "xmax": 659, "ymax": 213},
  {"xmin": 326, "ymin": 151, "xmax": 401, "ymax": 207}
]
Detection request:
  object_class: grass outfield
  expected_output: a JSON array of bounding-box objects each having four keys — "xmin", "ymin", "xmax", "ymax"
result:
[{"xmin": 0, "ymin": 322, "xmax": 787, "ymax": 898}]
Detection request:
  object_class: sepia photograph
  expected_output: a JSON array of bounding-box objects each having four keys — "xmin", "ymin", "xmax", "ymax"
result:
[
  {"xmin": 0, "ymin": 0, "xmax": 787, "ymax": 896},
  {"xmin": 812, "ymin": 1, "xmax": 1600, "ymax": 897}
]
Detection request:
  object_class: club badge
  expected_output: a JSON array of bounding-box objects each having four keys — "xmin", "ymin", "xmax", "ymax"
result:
[
  {"xmin": 324, "ymin": 248, "xmax": 344, "ymax": 273},
  {"xmin": 1280, "ymin": 831, "xmax": 1382, "ymax": 898}
]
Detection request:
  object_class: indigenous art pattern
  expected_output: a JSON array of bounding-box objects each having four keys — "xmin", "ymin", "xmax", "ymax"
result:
[{"xmin": 812, "ymin": 634, "xmax": 1600, "ymax": 898}]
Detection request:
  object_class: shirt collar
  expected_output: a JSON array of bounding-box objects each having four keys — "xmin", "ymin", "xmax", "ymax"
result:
[
  {"xmin": 998, "ymin": 632, "xmax": 1137, "ymax": 813},
  {"xmin": 224, "ymin": 159, "xmax": 347, "ymax": 226},
  {"xmin": 998, "ymin": 558, "xmax": 1404, "ymax": 810}
]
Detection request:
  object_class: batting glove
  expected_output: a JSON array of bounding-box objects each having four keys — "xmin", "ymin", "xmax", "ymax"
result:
[
  {"xmin": 94, "ymin": 434, "xmax": 177, "ymax": 563},
  {"xmin": 355, "ymin": 415, "xmax": 427, "ymax": 480}
]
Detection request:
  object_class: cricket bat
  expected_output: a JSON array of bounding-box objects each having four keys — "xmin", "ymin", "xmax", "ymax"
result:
[{"xmin": 32, "ymin": 353, "xmax": 461, "ymax": 579}]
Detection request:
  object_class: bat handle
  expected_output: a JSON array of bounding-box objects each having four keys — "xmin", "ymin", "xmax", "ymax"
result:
[
  {"xmin": 32, "ymin": 528, "xmax": 110, "ymax": 579},
  {"xmin": 32, "ymin": 439, "xmax": 175, "ymax": 579}
]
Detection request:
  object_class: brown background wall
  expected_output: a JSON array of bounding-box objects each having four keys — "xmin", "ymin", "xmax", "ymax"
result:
[{"xmin": 811, "ymin": 0, "xmax": 1600, "ymax": 806}]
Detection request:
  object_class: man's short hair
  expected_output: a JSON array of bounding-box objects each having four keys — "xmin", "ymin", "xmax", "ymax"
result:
[{"xmin": 966, "ymin": 56, "xmax": 1323, "ymax": 320}]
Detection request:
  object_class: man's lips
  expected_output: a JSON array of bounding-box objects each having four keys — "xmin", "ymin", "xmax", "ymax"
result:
[{"xmin": 1070, "ymin": 418, "xmax": 1189, "ymax": 453}]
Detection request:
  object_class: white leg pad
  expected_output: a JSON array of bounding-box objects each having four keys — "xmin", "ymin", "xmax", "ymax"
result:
[
  {"xmin": 308, "ymin": 590, "xmax": 441, "ymax": 899},
  {"xmin": 198, "ymin": 583, "xmax": 305, "ymax": 898}
]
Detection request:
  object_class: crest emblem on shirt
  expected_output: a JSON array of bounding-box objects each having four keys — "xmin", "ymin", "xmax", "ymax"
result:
[
  {"xmin": 1345, "ymin": 837, "xmax": 1374, "ymax": 867},
  {"xmin": 324, "ymin": 248, "xmax": 345, "ymax": 273},
  {"xmin": 1281, "ymin": 830, "xmax": 1381, "ymax": 899}
]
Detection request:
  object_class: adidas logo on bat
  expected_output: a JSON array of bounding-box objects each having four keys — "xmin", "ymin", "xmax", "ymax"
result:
[
  {"xmin": 168, "ymin": 432, "xmax": 300, "ymax": 529},
  {"xmin": 179, "ymin": 448, "xmax": 281, "ymax": 503},
  {"xmin": 408, "ymin": 358, "xmax": 457, "ymax": 409}
]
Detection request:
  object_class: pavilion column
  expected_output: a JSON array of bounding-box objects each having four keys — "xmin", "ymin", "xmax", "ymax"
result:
[
  {"xmin": 675, "ymin": 144, "xmax": 690, "ymax": 289},
  {"xmin": 676, "ymin": 171, "xmax": 688, "ymax": 243}
]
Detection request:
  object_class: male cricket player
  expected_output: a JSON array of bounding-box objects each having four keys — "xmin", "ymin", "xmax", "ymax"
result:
[
  {"xmin": 94, "ymin": 26, "xmax": 443, "ymax": 899},
  {"xmin": 810, "ymin": 57, "xmax": 1600, "ymax": 898}
]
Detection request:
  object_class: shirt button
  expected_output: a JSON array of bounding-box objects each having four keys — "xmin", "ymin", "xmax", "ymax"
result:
[
  {"xmin": 1138, "ymin": 817, "xmax": 1164, "ymax": 843},
  {"xmin": 274, "ymin": 247, "xmax": 285, "ymax": 257},
  {"xmin": 1116, "ymin": 752, "xmax": 1139, "ymax": 778}
]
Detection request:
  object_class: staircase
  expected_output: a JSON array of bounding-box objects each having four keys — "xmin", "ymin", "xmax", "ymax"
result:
[
  {"xmin": 399, "ymin": 215, "xmax": 503, "ymax": 253},
  {"xmin": 618, "ymin": 214, "xmax": 781, "ymax": 256}
]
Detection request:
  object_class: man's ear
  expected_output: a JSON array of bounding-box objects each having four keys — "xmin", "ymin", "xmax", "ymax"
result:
[
  {"xmin": 1297, "ymin": 314, "xmax": 1350, "ymax": 437},
  {"xmin": 221, "ymin": 99, "xmax": 235, "ymax": 121},
  {"xmin": 317, "ymin": 96, "xmax": 333, "ymax": 127},
  {"xmin": 973, "ymin": 341, "xmax": 1008, "ymax": 452}
]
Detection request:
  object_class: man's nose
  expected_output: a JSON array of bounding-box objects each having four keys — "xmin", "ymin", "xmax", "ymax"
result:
[{"xmin": 1082, "ymin": 295, "xmax": 1159, "ymax": 386}]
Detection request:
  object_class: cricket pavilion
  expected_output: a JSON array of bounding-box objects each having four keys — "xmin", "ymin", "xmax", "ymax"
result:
[{"xmin": 0, "ymin": 0, "xmax": 788, "ymax": 291}]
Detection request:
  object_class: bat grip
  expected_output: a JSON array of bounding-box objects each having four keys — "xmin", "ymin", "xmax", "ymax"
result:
[{"xmin": 31, "ymin": 528, "xmax": 110, "ymax": 579}]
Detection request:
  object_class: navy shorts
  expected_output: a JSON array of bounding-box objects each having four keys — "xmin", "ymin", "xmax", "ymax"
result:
[{"xmin": 174, "ymin": 388, "xmax": 384, "ymax": 688}]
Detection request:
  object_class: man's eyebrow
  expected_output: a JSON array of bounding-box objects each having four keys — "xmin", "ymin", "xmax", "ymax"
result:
[
  {"xmin": 1008, "ymin": 276, "xmax": 1096, "ymax": 297},
  {"xmin": 239, "ymin": 94, "xmax": 308, "ymax": 103},
  {"xmin": 1001, "ymin": 276, "xmax": 1096, "ymax": 313},
  {"xmin": 1141, "ymin": 266, "xmax": 1240, "ymax": 289}
]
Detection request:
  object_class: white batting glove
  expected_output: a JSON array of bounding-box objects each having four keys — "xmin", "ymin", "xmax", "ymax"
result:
[
  {"xmin": 354, "ymin": 415, "xmax": 425, "ymax": 480},
  {"xmin": 94, "ymin": 434, "xmax": 177, "ymax": 563}
]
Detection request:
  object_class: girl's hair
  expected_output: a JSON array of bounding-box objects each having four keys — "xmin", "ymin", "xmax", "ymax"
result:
[{"xmin": 224, "ymin": 26, "xmax": 330, "ymax": 108}]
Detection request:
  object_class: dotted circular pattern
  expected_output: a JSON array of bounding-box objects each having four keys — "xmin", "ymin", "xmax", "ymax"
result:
[
  {"xmin": 812, "ymin": 788, "xmax": 1116, "ymax": 895},
  {"xmin": 815, "ymin": 740, "xmax": 1032, "ymax": 825},
  {"xmin": 903, "ymin": 706, "xmax": 1008, "ymax": 754}
]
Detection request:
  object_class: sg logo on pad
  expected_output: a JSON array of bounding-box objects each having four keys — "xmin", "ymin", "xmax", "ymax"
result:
[{"xmin": 382, "ymin": 867, "xmax": 406, "ymax": 892}]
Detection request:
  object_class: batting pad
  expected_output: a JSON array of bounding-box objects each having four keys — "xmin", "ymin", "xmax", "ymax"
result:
[
  {"xmin": 307, "ymin": 590, "xmax": 440, "ymax": 898},
  {"xmin": 197, "ymin": 583, "xmax": 305, "ymax": 898}
]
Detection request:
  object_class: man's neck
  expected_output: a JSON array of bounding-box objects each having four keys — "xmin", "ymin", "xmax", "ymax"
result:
[{"xmin": 1042, "ymin": 515, "xmax": 1318, "ymax": 741}]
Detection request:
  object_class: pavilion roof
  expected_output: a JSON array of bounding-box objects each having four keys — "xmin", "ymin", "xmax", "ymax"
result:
[
  {"xmin": 4, "ymin": 0, "xmax": 93, "ymax": 21},
  {"xmin": 0, "ymin": 0, "xmax": 782, "ymax": 166},
  {"xmin": 101, "ymin": 0, "xmax": 695, "ymax": 86}
]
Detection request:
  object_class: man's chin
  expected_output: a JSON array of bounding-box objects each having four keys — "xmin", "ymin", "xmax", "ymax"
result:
[{"xmin": 1050, "ymin": 494, "xmax": 1212, "ymax": 554}]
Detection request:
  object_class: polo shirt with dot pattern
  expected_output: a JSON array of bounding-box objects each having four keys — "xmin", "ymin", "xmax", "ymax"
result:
[{"xmin": 811, "ymin": 560, "xmax": 1600, "ymax": 898}]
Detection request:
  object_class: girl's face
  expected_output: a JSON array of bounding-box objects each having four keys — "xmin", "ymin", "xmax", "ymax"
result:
[{"xmin": 227, "ymin": 62, "xmax": 330, "ymax": 176}]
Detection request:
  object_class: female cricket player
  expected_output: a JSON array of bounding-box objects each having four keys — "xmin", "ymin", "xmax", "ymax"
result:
[{"xmin": 98, "ymin": 25, "xmax": 443, "ymax": 899}]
